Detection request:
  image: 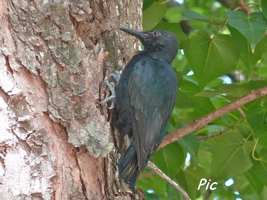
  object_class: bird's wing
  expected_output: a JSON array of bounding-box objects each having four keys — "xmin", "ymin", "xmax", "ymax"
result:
[{"xmin": 128, "ymin": 58, "xmax": 177, "ymax": 169}]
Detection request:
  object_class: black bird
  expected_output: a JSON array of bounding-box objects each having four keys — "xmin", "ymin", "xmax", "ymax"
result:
[{"xmin": 113, "ymin": 27, "xmax": 178, "ymax": 190}]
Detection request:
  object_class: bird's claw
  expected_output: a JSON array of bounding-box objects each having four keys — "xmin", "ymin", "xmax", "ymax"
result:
[
  {"xmin": 99, "ymin": 70, "xmax": 121, "ymax": 109},
  {"xmin": 100, "ymin": 80, "xmax": 116, "ymax": 109}
]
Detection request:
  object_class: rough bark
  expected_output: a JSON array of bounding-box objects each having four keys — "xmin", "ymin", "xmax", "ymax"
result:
[{"xmin": 0, "ymin": 0, "xmax": 142, "ymax": 199}]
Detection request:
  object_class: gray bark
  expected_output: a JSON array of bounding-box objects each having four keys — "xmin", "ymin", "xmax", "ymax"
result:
[{"xmin": 0, "ymin": 0, "xmax": 142, "ymax": 199}]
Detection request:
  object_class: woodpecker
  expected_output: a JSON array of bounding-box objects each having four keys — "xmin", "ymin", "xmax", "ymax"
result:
[{"xmin": 112, "ymin": 27, "xmax": 178, "ymax": 190}]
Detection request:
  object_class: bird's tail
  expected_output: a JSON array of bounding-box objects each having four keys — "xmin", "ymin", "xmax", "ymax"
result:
[{"xmin": 118, "ymin": 144, "xmax": 139, "ymax": 190}]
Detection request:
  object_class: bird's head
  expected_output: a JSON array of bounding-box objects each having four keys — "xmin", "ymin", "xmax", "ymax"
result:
[{"xmin": 120, "ymin": 27, "xmax": 178, "ymax": 62}]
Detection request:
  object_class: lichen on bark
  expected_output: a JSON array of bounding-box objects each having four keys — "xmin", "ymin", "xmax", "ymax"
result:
[{"xmin": 8, "ymin": 0, "xmax": 115, "ymax": 156}]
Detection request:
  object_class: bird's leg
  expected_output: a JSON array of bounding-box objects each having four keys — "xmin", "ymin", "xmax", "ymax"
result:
[
  {"xmin": 101, "ymin": 80, "xmax": 115, "ymax": 104},
  {"xmin": 109, "ymin": 70, "xmax": 121, "ymax": 84},
  {"xmin": 100, "ymin": 70, "xmax": 121, "ymax": 109}
]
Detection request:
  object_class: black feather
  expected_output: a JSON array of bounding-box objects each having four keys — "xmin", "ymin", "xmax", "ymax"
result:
[{"xmin": 113, "ymin": 28, "xmax": 178, "ymax": 189}]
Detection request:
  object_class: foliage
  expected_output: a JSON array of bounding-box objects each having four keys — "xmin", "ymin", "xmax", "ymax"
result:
[{"xmin": 138, "ymin": 0, "xmax": 267, "ymax": 199}]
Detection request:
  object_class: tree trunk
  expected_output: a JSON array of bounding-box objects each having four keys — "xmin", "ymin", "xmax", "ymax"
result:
[{"xmin": 0, "ymin": 0, "xmax": 142, "ymax": 199}]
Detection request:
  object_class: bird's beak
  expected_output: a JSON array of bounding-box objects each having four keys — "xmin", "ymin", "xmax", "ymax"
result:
[{"xmin": 120, "ymin": 27, "xmax": 146, "ymax": 41}]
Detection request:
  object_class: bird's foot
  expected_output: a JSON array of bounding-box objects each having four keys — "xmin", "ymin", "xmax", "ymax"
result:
[
  {"xmin": 99, "ymin": 70, "xmax": 121, "ymax": 109},
  {"xmin": 109, "ymin": 70, "xmax": 121, "ymax": 85},
  {"xmin": 100, "ymin": 80, "xmax": 116, "ymax": 109}
]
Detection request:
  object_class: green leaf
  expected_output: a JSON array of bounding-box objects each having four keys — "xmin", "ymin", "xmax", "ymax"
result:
[
  {"xmin": 143, "ymin": 0, "xmax": 154, "ymax": 10},
  {"xmin": 183, "ymin": 10, "xmax": 209, "ymax": 22},
  {"xmin": 262, "ymin": 187, "xmax": 267, "ymax": 200},
  {"xmin": 192, "ymin": 96, "xmax": 215, "ymax": 117},
  {"xmin": 229, "ymin": 26, "xmax": 255, "ymax": 69},
  {"xmin": 254, "ymin": 35, "xmax": 267, "ymax": 62},
  {"xmin": 246, "ymin": 99, "xmax": 267, "ymax": 146},
  {"xmin": 143, "ymin": 2, "xmax": 168, "ymax": 30},
  {"xmin": 197, "ymin": 148, "xmax": 212, "ymax": 174},
  {"xmin": 162, "ymin": 143, "xmax": 185, "ymax": 176},
  {"xmin": 227, "ymin": 11, "xmax": 267, "ymax": 46},
  {"xmin": 166, "ymin": 184, "xmax": 184, "ymax": 200},
  {"xmin": 245, "ymin": 161, "xmax": 267, "ymax": 194},
  {"xmin": 197, "ymin": 80, "xmax": 267, "ymax": 99},
  {"xmin": 180, "ymin": 77, "xmax": 200, "ymax": 94},
  {"xmin": 141, "ymin": 1, "xmax": 267, "ymax": 198},
  {"xmin": 184, "ymin": 31, "xmax": 239, "ymax": 85},
  {"xmin": 205, "ymin": 130, "xmax": 253, "ymax": 179},
  {"xmin": 138, "ymin": 173, "xmax": 168, "ymax": 199},
  {"xmin": 184, "ymin": 165, "xmax": 206, "ymax": 198},
  {"xmin": 197, "ymin": 124, "xmax": 226, "ymax": 135},
  {"xmin": 154, "ymin": 21, "xmax": 187, "ymax": 44},
  {"xmin": 152, "ymin": 143, "xmax": 185, "ymax": 177},
  {"xmin": 179, "ymin": 135, "xmax": 200, "ymax": 165},
  {"xmin": 165, "ymin": 7, "xmax": 182, "ymax": 23},
  {"xmin": 262, "ymin": 0, "xmax": 267, "ymax": 19}
]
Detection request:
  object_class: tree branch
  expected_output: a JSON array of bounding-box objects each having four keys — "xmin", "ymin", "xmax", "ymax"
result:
[
  {"xmin": 147, "ymin": 161, "xmax": 191, "ymax": 200},
  {"xmin": 160, "ymin": 86, "xmax": 267, "ymax": 149},
  {"xmin": 216, "ymin": 0, "xmax": 250, "ymax": 14}
]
